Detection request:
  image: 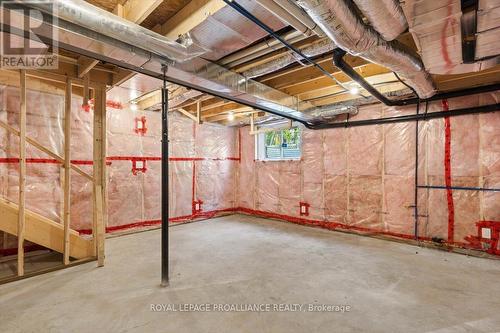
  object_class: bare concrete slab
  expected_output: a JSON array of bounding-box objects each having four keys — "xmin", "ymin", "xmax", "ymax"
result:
[{"xmin": 1, "ymin": 214, "xmax": 499, "ymax": 333}]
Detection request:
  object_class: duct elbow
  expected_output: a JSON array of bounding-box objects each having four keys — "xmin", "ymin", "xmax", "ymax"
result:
[
  {"xmin": 295, "ymin": 0, "xmax": 436, "ymax": 99},
  {"xmin": 352, "ymin": 0, "xmax": 408, "ymax": 41}
]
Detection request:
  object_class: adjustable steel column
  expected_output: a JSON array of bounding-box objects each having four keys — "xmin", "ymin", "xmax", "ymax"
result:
[{"xmin": 161, "ymin": 66, "xmax": 169, "ymax": 287}]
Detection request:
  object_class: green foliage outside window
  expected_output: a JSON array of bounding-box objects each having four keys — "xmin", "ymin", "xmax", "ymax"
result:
[{"xmin": 264, "ymin": 127, "xmax": 301, "ymax": 160}]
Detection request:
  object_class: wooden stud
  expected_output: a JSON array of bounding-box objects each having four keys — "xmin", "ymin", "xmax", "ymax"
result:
[
  {"xmin": 0, "ymin": 120, "xmax": 93, "ymax": 181},
  {"xmin": 93, "ymin": 86, "xmax": 107, "ymax": 267},
  {"xmin": 196, "ymin": 100, "xmax": 202, "ymax": 124},
  {"xmin": 63, "ymin": 79, "xmax": 72, "ymax": 265},
  {"xmin": 83, "ymin": 73, "xmax": 90, "ymax": 107},
  {"xmin": 17, "ymin": 69, "xmax": 26, "ymax": 276},
  {"xmin": 101, "ymin": 87, "xmax": 108, "ymax": 261}
]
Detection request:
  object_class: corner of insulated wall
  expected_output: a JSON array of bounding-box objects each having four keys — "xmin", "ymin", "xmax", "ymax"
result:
[
  {"xmin": 236, "ymin": 91, "xmax": 500, "ymax": 255},
  {"xmin": 0, "ymin": 78, "xmax": 242, "ymax": 256}
]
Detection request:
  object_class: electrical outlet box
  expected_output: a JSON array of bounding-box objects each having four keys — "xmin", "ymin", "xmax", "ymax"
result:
[
  {"xmin": 481, "ymin": 227, "xmax": 492, "ymax": 239},
  {"xmin": 299, "ymin": 202, "xmax": 310, "ymax": 216},
  {"xmin": 132, "ymin": 159, "xmax": 147, "ymax": 175}
]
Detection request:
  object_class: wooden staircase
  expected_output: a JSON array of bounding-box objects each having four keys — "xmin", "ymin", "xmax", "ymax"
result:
[{"xmin": 0, "ymin": 197, "xmax": 94, "ymax": 259}]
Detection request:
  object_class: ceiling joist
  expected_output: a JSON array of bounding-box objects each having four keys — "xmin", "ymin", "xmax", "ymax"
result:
[{"xmin": 158, "ymin": 0, "xmax": 226, "ymax": 39}]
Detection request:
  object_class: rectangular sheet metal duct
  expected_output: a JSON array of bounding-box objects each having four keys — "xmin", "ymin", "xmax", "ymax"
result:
[{"xmin": 0, "ymin": 0, "xmax": 322, "ymax": 127}]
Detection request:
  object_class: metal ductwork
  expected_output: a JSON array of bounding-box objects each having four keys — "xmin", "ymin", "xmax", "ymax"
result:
[
  {"xmin": 256, "ymin": 0, "xmax": 325, "ymax": 37},
  {"xmin": 0, "ymin": 0, "xmax": 361, "ymax": 127},
  {"xmin": 26, "ymin": 0, "xmax": 205, "ymax": 63},
  {"xmin": 295, "ymin": 0, "xmax": 437, "ymax": 99},
  {"xmin": 351, "ymin": 0, "xmax": 408, "ymax": 41},
  {"xmin": 243, "ymin": 39, "xmax": 335, "ymax": 78},
  {"xmin": 1, "ymin": 0, "xmax": 328, "ymax": 126}
]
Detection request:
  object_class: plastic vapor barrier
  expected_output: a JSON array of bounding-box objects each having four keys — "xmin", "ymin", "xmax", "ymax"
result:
[
  {"xmin": 1, "ymin": 73, "xmax": 498, "ymax": 257},
  {"xmin": 0, "ymin": 75, "xmax": 239, "ymax": 254},
  {"xmin": 238, "ymin": 91, "xmax": 500, "ymax": 255}
]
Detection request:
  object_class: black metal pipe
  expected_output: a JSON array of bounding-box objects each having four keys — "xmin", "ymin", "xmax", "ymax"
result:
[
  {"xmin": 332, "ymin": 49, "xmax": 409, "ymax": 106},
  {"xmin": 425, "ymin": 83, "xmax": 500, "ymax": 102},
  {"xmin": 417, "ymin": 185, "xmax": 500, "ymax": 192},
  {"xmin": 220, "ymin": 2, "xmax": 500, "ymax": 112},
  {"xmin": 414, "ymin": 101, "xmax": 420, "ymax": 241},
  {"xmin": 309, "ymin": 103, "xmax": 500, "ymax": 129},
  {"xmin": 332, "ymin": 48, "xmax": 500, "ymax": 106},
  {"xmin": 221, "ymin": 0, "xmax": 355, "ymax": 95},
  {"xmin": 161, "ymin": 66, "xmax": 169, "ymax": 287}
]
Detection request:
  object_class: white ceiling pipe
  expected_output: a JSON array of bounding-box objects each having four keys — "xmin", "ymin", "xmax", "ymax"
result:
[
  {"xmin": 219, "ymin": 30, "xmax": 306, "ymax": 68},
  {"xmin": 243, "ymin": 39, "xmax": 335, "ymax": 78},
  {"xmin": 228, "ymin": 34, "xmax": 306, "ymax": 68},
  {"xmin": 271, "ymin": 0, "xmax": 325, "ymax": 37},
  {"xmin": 352, "ymin": 0, "xmax": 408, "ymax": 41},
  {"xmin": 256, "ymin": 0, "xmax": 315, "ymax": 36}
]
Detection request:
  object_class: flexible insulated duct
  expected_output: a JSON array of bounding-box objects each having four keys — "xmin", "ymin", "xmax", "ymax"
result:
[
  {"xmin": 295, "ymin": 0, "xmax": 436, "ymax": 99},
  {"xmin": 1, "ymin": 0, "xmax": 365, "ymax": 126},
  {"xmin": 352, "ymin": 0, "xmax": 408, "ymax": 41},
  {"xmin": 243, "ymin": 39, "xmax": 335, "ymax": 78}
]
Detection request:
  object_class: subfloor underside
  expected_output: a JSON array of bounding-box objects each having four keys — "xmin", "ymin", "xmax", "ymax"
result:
[{"xmin": 1, "ymin": 214, "xmax": 499, "ymax": 333}]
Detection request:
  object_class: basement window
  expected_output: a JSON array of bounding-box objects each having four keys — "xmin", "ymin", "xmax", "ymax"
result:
[{"xmin": 257, "ymin": 127, "xmax": 301, "ymax": 161}]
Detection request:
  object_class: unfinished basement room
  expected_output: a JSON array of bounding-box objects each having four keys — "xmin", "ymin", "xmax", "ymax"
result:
[{"xmin": 0, "ymin": 0, "xmax": 499, "ymax": 332}]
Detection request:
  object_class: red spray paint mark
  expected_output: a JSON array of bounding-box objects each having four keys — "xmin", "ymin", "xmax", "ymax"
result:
[
  {"xmin": 81, "ymin": 99, "xmax": 122, "ymax": 112},
  {"xmin": 134, "ymin": 116, "xmax": 147, "ymax": 135},
  {"xmin": 192, "ymin": 160, "xmax": 197, "ymax": 213},
  {"xmin": 465, "ymin": 221, "xmax": 500, "ymax": 255},
  {"xmin": 131, "ymin": 159, "xmax": 147, "ymax": 175},
  {"xmin": 442, "ymin": 99, "xmax": 455, "ymax": 243},
  {"xmin": 299, "ymin": 202, "xmax": 310, "ymax": 216},
  {"xmin": 77, "ymin": 208, "xmax": 237, "ymax": 235},
  {"xmin": 73, "ymin": 207, "xmax": 497, "ymax": 256},
  {"xmin": 440, "ymin": 0, "xmax": 457, "ymax": 73}
]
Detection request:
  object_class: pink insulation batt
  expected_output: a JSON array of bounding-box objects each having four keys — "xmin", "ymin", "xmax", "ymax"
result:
[
  {"xmin": 1, "ymin": 83, "xmax": 499, "ymax": 256},
  {"xmin": 0, "ymin": 85, "xmax": 238, "ymax": 252},
  {"xmin": 237, "ymin": 91, "xmax": 500, "ymax": 252}
]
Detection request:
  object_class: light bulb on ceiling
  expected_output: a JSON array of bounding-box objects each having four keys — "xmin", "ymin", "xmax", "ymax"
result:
[
  {"xmin": 349, "ymin": 86, "xmax": 359, "ymax": 95},
  {"xmin": 130, "ymin": 102, "xmax": 138, "ymax": 111},
  {"xmin": 228, "ymin": 112, "xmax": 235, "ymax": 121}
]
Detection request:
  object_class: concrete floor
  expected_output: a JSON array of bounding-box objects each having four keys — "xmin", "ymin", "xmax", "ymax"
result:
[{"xmin": 1, "ymin": 214, "xmax": 499, "ymax": 333}]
